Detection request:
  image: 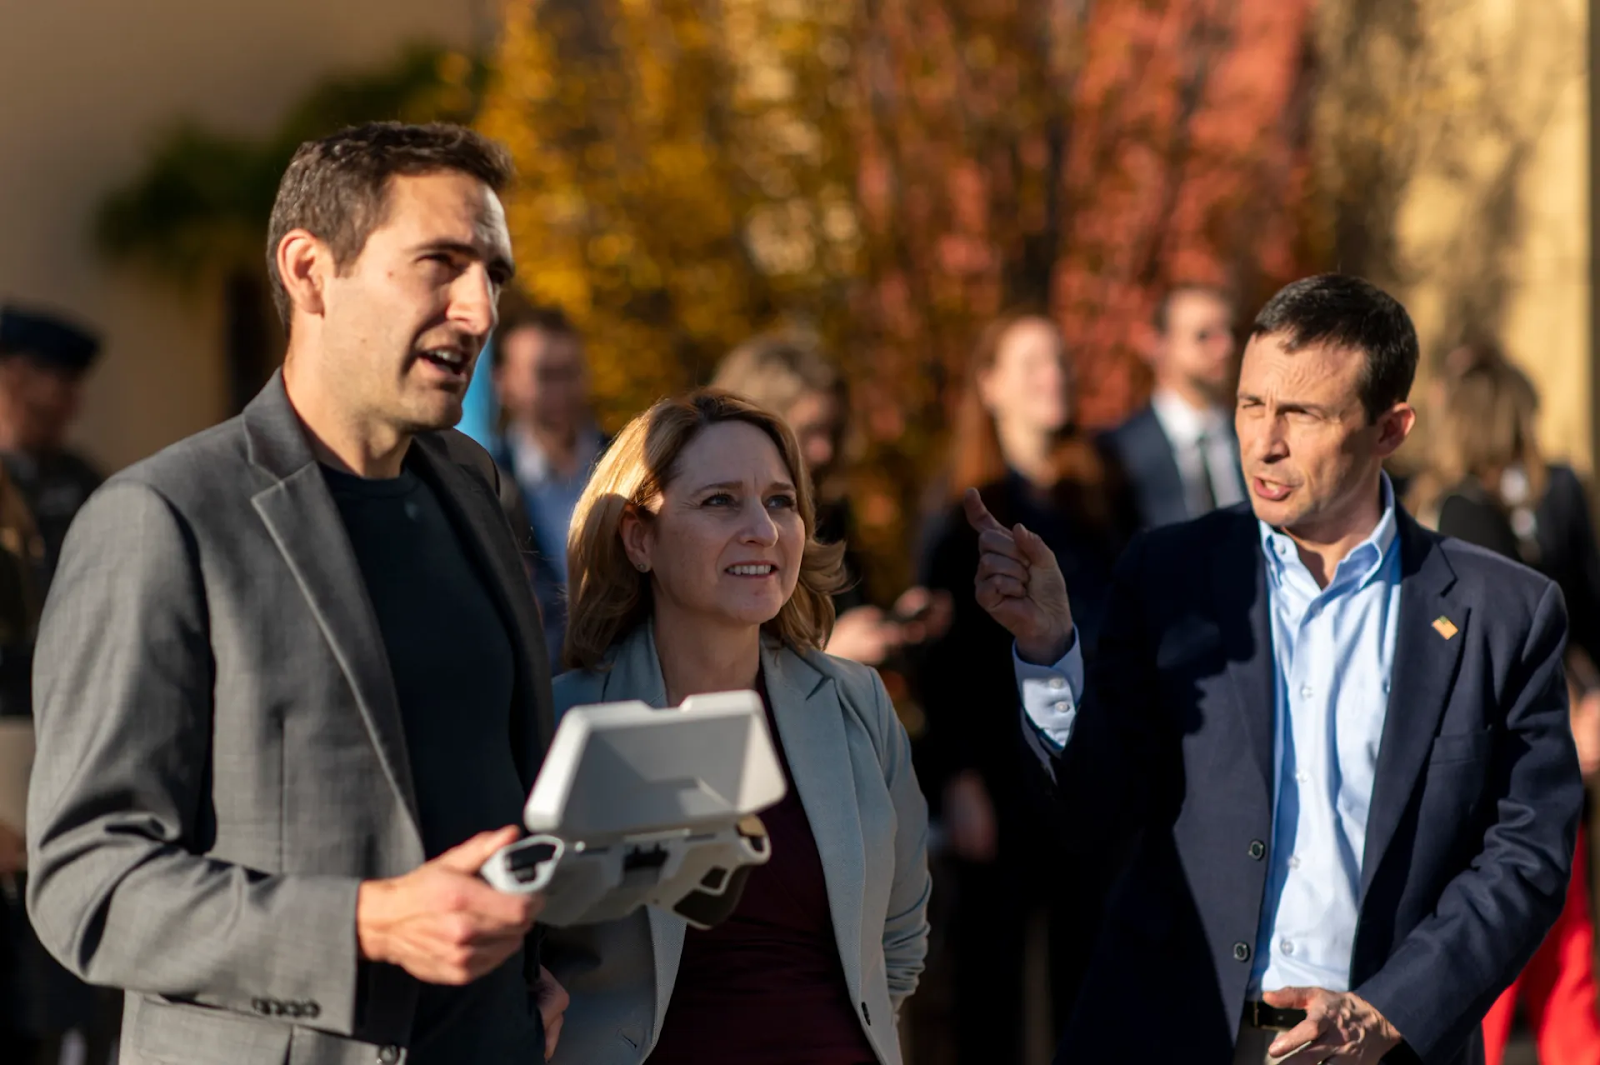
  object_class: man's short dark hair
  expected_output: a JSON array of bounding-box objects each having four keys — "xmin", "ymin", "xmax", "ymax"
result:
[
  {"xmin": 266, "ymin": 121, "xmax": 515, "ymax": 328},
  {"xmin": 491, "ymin": 303, "xmax": 580, "ymax": 368},
  {"xmin": 1153, "ymin": 282, "xmax": 1235, "ymax": 335},
  {"xmin": 1250, "ymin": 274, "xmax": 1419, "ymax": 422}
]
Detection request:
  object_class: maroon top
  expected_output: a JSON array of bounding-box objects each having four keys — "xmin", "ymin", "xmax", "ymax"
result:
[{"xmin": 645, "ymin": 675, "xmax": 879, "ymax": 1065}]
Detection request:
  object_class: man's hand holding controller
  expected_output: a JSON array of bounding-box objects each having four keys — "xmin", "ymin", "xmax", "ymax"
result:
[
  {"xmin": 356, "ymin": 826, "xmax": 542, "ymax": 985},
  {"xmin": 357, "ymin": 827, "xmax": 569, "ymax": 1059}
]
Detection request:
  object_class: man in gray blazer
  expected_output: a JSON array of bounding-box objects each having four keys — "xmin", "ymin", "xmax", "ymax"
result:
[{"xmin": 25, "ymin": 122, "xmax": 566, "ymax": 1065}]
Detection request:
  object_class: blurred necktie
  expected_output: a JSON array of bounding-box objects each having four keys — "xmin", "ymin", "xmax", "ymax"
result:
[{"xmin": 1194, "ymin": 431, "xmax": 1219, "ymax": 515}]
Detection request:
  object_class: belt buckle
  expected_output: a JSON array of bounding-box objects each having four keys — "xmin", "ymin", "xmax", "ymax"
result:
[{"xmin": 1248, "ymin": 1000, "xmax": 1263, "ymax": 1028}]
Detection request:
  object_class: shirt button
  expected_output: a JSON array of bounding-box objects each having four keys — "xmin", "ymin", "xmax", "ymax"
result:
[
  {"xmin": 1048, "ymin": 677, "xmax": 1066, "ymax": 690},
  {"xmin": 1248, "ymin": 840, "xmax": 1266, "ymax": 860},
  {"xmin": 1052, "ymin": 701, "xmax": 1071, "ymax": 713},
  {"xmin": 378, "ymin": 1047, "xmax": 403, "ymax": 1065},
  {"xmin": 1233, "ymin": 942, "xmax": 1252, "ymax": 962},
  {"xmin": 1288, "ymin": 855, "xmax": 1301, "ymax": 870},
  {"xmin": 1281, "ymin": 939, "xmax": 1295, "ymax": 956},
  {"xmin": 1296, "ymin": 771, "xmax": 1310, "ymax": 785},
  {"xmin": 1299, "ymin": 685, "xmax": 1314, "ymax": 699}
]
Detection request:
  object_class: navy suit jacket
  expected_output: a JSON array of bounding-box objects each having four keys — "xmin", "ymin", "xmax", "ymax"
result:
[
  {"xmin": 1104, "ymin": 403, "xmax": 1247, "ymax": 529},
  {"xmin": 1026, "ymin": 503, "xmax": 1582, "ymax": 1064}
]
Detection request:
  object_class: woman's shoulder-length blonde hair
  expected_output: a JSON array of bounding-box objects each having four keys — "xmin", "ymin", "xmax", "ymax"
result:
[{"xmin": 563, "ymin": 388, "xmax": 848, "ymax": 672}]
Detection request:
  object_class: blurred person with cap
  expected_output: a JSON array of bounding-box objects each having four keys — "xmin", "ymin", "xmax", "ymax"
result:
[
  {"xmin": 0, "ymin": 305, "xmax": 104, "ymax": 579},
  {"xmin": 0, "ymin": 304, "xmax": 111, "ymax": 1065},
  {"xmin": 489, "ymin": 302, "xmax": 606, "ymax": 667}
]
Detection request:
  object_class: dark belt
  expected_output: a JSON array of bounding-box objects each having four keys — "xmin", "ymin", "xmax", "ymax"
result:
[{"xmin": 1242, "ymin": 999, "xmax": 1308, "ymax": 1031}]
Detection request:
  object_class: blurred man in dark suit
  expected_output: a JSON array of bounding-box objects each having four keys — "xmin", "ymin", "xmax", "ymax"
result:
[{"xmin": 1106, "ymin": 283, "xmax": 1246, "ymax": 528}]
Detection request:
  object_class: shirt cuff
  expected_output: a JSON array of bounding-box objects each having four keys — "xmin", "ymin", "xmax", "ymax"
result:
[{"xmin": 1013, "ymin": 632, "xmax": 1083, "ymax": 749}]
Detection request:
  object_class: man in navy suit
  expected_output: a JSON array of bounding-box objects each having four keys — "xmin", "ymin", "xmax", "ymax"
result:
[
  {"xmin": 969, "ymin": 274, "xmax": 1582, "ymax": 1063},
  {"xmin": 1107, "ymin": 283, "xmax": 1248, "ymax": 527}
]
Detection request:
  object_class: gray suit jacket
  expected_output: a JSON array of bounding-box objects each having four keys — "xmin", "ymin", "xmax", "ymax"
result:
[
  {"xmin": 544, "ymin": 622, "xmax": 931, "ymax": 1065},
  {"xmin": 25, "ymin": 374, "xmax": 554, "ymax": 1065}
]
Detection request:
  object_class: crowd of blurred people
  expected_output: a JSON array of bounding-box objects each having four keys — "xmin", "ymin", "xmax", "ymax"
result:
[{"xmin": 4, "ymin": 119, "xmax": 1600, "ymax": 1065}]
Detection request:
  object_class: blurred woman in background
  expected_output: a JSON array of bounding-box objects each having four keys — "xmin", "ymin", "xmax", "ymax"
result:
[
  {"xmin": 546, "ymin": 389, "xmax": 930, "ymax": 1065},
  {"xmin": 712, "ymin": 332, "xmax": 950, "ymax": 668},
  {"xmin": 1409, "ymin": 340, "xmax": 1600, "ymax": 1065},
  {"xmin": 916, "ymin": 311, "xmax": 1137, "ymax": 1063}
]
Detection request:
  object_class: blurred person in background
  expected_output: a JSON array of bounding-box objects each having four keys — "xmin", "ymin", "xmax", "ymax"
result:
[
  {"xmin": 1408, "ymin": 341, "xmax": 1600, "ymax": 1065},
  {"xmin": 545, "ymin": 389, "xmax": 930, "ymax": 1065},
  {"xmin": 1105, "ymin": 283, "xmax": 1246, "ymax": 528},
  {"xmin": 711, "ymin": 331, "xmax": 950, "ymax": 668},
  {"xmin": 0, "ymin": 306, "xmax": 115, "ymax": 1065},
  {"xmin": 0, "ymin": 307, "xmax": 103, "ymax": 581},
  {"xmin": 916, "ymin": 311, "xmax": 1137, "ymax": 1063},
  {"xmin": 490, "ymin": 302, "xmax": 605, "ymax": 666}
]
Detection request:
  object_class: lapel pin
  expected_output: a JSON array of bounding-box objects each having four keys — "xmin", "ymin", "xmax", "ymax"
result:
[{"xmin": 1432, "ymin": 616, "xmax": 1459, "ymax": 640}]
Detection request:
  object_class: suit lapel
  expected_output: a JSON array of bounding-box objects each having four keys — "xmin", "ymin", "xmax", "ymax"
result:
[
  {"xmin": 1213, "ymin": 511, "xmax": 1276, "ymax": 804},
  {"xmin": 1360, "ymin": 514, "xmax": 1464, "ymax": 901},
  {"xmin": 243, "ymin": 377, "xmax": 423, "ymax": 851},
  {"xmin": 763, "ymin": 642, "xmax": 867, "ymax": 1000},
  {"xmin": 408, "ymin": 437, "xmax": 555, "ymax": 783}
]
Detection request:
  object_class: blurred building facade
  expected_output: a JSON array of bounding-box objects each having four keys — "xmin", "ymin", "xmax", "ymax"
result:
[
  {"xmin": 1316, "ymin": 0, "xmax": 1591, "ymax": 473},
  {"xmin": 0, "ymin": 0, "xmax": 489, "ymax": 471}
]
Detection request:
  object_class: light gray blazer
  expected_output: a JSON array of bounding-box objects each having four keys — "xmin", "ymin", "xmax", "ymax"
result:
[
  {"xmin": 546, "ymin": 622, "xmax": 931, "ymax": 1065},
  {"xmin": 25, "ymin": 374, "xmax": 554, "ymax": 1065}
]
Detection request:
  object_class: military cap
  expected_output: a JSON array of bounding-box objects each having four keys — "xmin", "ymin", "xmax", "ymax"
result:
[{"xmin": 0, "ymin": 304, "xmax": 101, "ymax": 372}]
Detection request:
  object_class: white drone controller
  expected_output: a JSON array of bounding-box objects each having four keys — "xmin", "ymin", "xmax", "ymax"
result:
[
  {"xmin": 478, "ymin": 690, "xmax": 785, "ymax": 929},
  {"xmin": 479, "ymin": 834, "xmax": 565, "ymax": 894}
]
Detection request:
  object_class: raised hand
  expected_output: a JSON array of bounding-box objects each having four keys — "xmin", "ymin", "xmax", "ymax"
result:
[{"xmin": 963, "ymin": 488, "xmax": 1074, "ymax": 664}]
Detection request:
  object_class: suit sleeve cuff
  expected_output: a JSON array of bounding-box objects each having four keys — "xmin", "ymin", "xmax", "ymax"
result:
[{"xmin": 1013, "ymin": 632, "xmax": 1082, "ymax": 749}]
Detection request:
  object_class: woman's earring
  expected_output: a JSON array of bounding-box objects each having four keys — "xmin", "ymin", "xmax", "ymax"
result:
[{"xmin": 636, "ymin": 562, "xmax": 650, "ymax": 573}]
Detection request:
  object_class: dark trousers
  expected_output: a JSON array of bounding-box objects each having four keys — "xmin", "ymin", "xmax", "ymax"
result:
[{"xmin": 949, "ymin": 841, "xmax": 1099, "ymax": 1064}]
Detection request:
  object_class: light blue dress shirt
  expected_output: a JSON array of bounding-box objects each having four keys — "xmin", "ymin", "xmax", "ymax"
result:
[{"xmin": 1013, "ymin": 477, "xmax": 1402, "ymax": 994}]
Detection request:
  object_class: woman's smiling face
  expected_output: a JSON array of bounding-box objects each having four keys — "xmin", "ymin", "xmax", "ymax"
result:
[{"xmin": 623, "ymin": 420, "xmax": 806, "ymax": 631}]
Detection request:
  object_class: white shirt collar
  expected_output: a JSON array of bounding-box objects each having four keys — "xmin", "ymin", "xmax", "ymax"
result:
[
  {"xmin": 510, "ymin": 424, "xmax": 603, "ymax": 487},
  {"xmin": 1150, "ymin": 388, "xmax": 1231, "ymax": 448}
]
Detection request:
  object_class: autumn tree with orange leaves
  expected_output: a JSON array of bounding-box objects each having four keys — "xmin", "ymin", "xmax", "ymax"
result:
[{"xmin": 479, "ymin": 0, "xmax": 1320, "ymax": 593}]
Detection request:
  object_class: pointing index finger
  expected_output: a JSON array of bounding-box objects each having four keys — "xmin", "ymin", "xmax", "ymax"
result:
[{"xmin": 963, "ymin": 488, "xmax": 1007, "ymax": 535}]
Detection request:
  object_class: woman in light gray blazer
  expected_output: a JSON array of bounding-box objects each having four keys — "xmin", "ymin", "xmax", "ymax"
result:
[{"xmin": 547, "ymin": 389, "xmax": 930, "ymax": 1065}]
